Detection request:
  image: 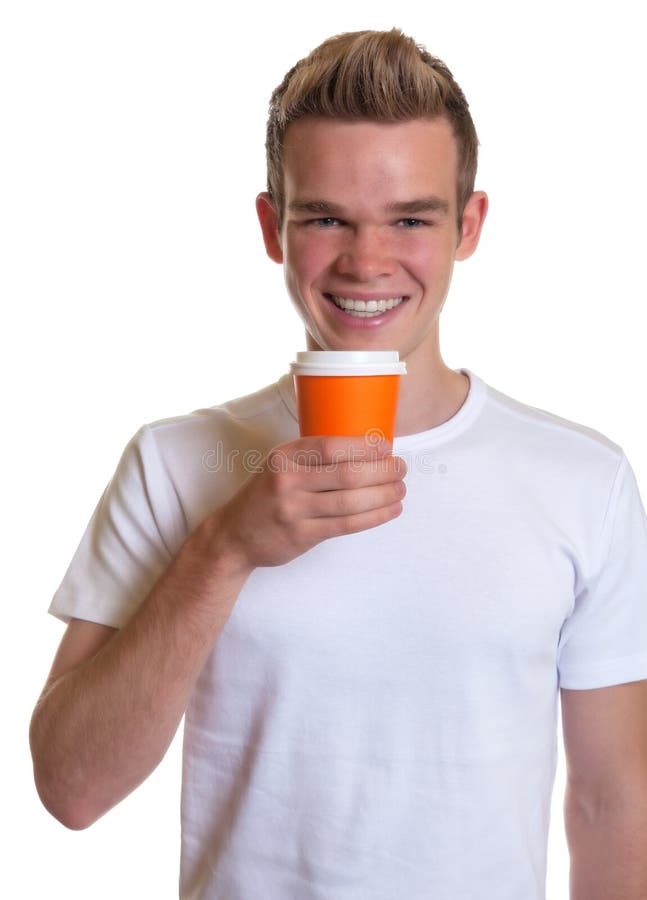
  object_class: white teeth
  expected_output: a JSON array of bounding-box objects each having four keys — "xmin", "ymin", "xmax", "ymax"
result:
[{"xmin": 329, "ymin": 295, "xmax": 405, "ymax": 316}]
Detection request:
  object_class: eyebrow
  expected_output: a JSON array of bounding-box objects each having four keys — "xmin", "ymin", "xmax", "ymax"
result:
[
  {"xmin": 287, "ymin": 196, "xmax": 450, "ymax": 216},
  {"xmin": 288, "ymin": 200, "xmax": 341, "ymax": 215},
  {"xmin": 387, "ymin": 197, "xmax": 450, "ymax": 215}
]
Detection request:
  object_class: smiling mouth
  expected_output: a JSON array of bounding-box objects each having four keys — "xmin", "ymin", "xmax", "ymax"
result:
[{"xmin": 324, "ymin": 293, "xmax": 407, "ymax": 318}]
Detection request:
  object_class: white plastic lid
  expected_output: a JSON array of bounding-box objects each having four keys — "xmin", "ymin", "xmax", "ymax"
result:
[{"xmin": 290, "ymin": 350, "xmax": 407, "ymax": 377}]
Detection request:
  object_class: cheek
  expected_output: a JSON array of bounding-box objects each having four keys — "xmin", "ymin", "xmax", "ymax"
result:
[
  {"xmin": 283, "ymin": 241, "xmax": 321, "ymax": 305},
  {"xmin": 401, "ymin": 242, "xmax": 437, "ymax": 278},
  {"xmin": 285, "ymin": 236, "xmax": 333, "ymax": 285},
  {"xmin": 404, "ymin": 233, "xmax": 455, "ymax": 275}
]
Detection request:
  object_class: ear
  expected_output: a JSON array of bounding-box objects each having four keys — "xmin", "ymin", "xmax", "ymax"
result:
[
  {"xmin": 455, "ymin": 191, "xmax": 488, "ymax": 261},
  {"xmin": 256, "ymin": 192, "xmax": 283, "ymax": 264}
]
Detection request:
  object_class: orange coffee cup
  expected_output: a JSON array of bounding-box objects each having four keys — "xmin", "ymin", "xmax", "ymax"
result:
[{"xmin": 290, "ymin": 351, "xmax": 407, "ymax": 444}]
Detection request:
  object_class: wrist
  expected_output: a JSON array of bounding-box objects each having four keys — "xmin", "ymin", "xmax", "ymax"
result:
[
  {"xmin": 185, "ymin": 508, "xmax": 255, "ymax": 583},
  {"xmin": 152, "ymin": 512, "xmax": 253, "ymax": 636}
]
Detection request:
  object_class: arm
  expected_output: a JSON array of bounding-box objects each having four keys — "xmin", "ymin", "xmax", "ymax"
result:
[
  {"xmin": 30, "ymin": 435, "xmax": 406, "ymax": 829},
  {"xmin": 560, "ymin": 679, "xmax": 647, "ymax": 900},
  {"xmin": 29, "ymin": 526, "xmax": 251, "ymax": 830}
]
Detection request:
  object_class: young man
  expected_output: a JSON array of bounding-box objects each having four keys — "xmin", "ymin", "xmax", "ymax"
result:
[{"xmin": 31, "ymin": 29, "xmax": 647, "ymax": 899}]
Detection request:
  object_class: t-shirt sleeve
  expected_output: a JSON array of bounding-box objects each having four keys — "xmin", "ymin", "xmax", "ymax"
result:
[
  {"xmin": 49, "ymin": 424, "xmax": 185, "ymax": 629},
  {"xmin": 557, "ymin": 453, "xmax": 647, "ymax": 689}
]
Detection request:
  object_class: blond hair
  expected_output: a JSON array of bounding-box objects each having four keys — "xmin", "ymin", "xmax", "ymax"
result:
[{"xmin": 265, "ymin": 29, "xmax": 479, "ymax": 229}]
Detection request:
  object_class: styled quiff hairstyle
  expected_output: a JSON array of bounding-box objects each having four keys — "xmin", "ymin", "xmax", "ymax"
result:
[{"xmin": 265, "ymin": 28, "xmax": 479, "ymax": 230}]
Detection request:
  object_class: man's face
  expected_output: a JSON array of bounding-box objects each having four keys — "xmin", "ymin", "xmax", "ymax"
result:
[{"xmin": 257, "ymin": 116, "xmax": 486, "ymax": 368}]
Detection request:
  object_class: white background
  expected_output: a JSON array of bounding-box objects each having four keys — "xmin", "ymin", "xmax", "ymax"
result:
[{"xmin": 2, "ymin": 0, "xmax": 645, "ymax": 897}]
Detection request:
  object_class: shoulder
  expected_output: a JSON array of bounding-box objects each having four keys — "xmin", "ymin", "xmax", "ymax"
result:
[
  {"xmin": 139, "ymin": 374, "xmax": 298, "ymax": 456},
  {"xmin": 481, "ymin": 376, "xmax": 625, "ymax": 472},
  {"xmin": 473, "ymin": 375, "xmax": 632, "ymax": 544},
  {"xmin": 116, "ymin": 377, "xmax": 300, "ymax": 507}
]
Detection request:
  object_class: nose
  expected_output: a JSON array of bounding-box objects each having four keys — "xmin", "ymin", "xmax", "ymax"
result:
[{"xmin": 334, "ymin": 226, "xmax": 397, "ymax": 281}]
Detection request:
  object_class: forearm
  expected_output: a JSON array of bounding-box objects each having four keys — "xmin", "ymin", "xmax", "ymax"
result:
[
  {"xmin": 30, "ymin": 515, "xmax": 252, "ymax": 829},
  {"xmin": 565, "ymin": 787, "xmax": 647, "ymax": 899}
]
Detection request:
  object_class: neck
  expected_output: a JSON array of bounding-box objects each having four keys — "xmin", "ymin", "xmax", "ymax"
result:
[{"xmin": 394, "ymin": 354, "xmax": 469, "ymax": 437}]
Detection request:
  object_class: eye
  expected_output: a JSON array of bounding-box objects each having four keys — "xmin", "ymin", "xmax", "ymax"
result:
[
  {"xmin": 398, "ymin": 218, "xmax": 426, "ymax": 228},
  {"xmin": 309, "ymin": 217, "xmax": 341, "ymax": 227}
]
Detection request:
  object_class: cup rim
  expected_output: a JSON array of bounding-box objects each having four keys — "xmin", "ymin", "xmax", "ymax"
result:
[{"xmin": 290, "ymin": 350, "xmax": 406, "ymax": 377}]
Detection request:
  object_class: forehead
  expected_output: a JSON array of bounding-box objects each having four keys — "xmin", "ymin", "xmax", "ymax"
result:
[{"xmin": 281, "ymin": 116, "xmax": 459, "ymax": 204}]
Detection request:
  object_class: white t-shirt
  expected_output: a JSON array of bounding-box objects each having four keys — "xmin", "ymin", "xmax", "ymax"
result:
[{"xmin": 50, "ymin": 369, "xmax": 647, "ymax": 900}]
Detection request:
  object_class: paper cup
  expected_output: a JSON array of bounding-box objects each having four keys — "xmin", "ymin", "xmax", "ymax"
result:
[{"xmin": 289, "ymin": 350, "xmax": 407, "ymax": 444}]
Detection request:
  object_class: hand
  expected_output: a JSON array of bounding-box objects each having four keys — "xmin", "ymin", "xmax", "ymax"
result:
[{"xmin": 203, "ymin": 435, "xmax": 407, "ymax": 572}]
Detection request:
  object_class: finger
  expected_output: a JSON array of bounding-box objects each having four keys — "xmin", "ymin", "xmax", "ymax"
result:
[
  {"xmin": 307, "ymin": 479, "xmax": 407, "ymax": 519},
  {"xmin": 305, "ymin": 499, "xmax": 405, "ymax": 541},
  {"xmin": 269, "ymin": 434, "xmax": 393, "ymax": 469},
  {"xmin": 300, "ymin": 453, "xmax": 407, "ymax": 492}
]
